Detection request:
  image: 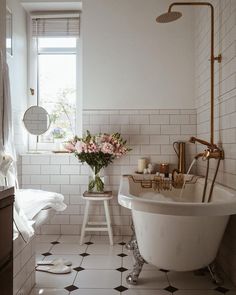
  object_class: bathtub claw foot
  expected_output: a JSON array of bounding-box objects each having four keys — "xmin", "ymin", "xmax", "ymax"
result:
[
  {"xmin": 126, "ymin": 273, "xmax": 138, "ymax": 285},
  {"xmin": 126, "ymin": 221, "xmax": 136, "ymax": 250},
  {"xmin": 126, "ymin": 239, "xmax": 145, "ymax": 285},
  {"xmin": 125, "ymin": 240, "xmax": 135, "ymax": 251},
  {"xmin": 208, "ymin": 263, "xmax": 223, "ymax": 285}
]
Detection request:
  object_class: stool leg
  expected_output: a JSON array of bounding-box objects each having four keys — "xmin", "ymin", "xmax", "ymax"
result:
[
  {"xmin": 104, "ymin": 200, "xmax": 113, "ymax": 246},
  {"xmin": 80, "ymin": 200, "xmax": 90, "ymax": 245}
]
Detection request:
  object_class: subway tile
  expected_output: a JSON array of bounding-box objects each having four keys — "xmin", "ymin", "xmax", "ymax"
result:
[
  {"xmin": 70, "ymin": 195, "xmax": 84, "ymax": 204},
  {"xmin": 61, "ymin": 165, "xmax": 80, "ymax": 174},
  {"xmin": 21, "ymin": 156, "xmax": 30, "ymax": 164},
  {"xmin": 141, "ymin": 145, "xmax": 161, "ymax": 155},
  {"xmin": 69, "ymin": 155, "xmax": 80, "ymax": 164},
  {"xmin": 160, "ymin": 144, "xmax": 176, "ymax": 155},
  {"xmin": 40, "ymin": 225, "xmax": 61, "ymax": 235},
  {"xmin": 150, "ymin": 114, "xmax": 169, "ymax": 124},
  {"xmin": 80, "ymin": 164, "xmax": 90, "ymax": 174},
  {"xmin": 30, "ymin": 155, "xmax": 50, "ymax": 165},
  {"xmin": 150, "ymin": 135, "xmax": 169, "ymax": 144},
  {"xmin": 129, "ymin": 115, "xmax": 149, "ymax": 124},
  {"xmin": 181, "ymin": 125, "xmax": 197, "ymax": 135},
  {"xmin": 22, "ymin": 165, "xmax": 40, "ymax": 175},
  {"xmin": 40, "ymin": 185, "xmax": 61, "ymax": 193},
  {"xmin": 70, "ymin": 175, "xmax": 88, "ymax": 185},
  {"xmin": 69, "ymin": 215, "xmax": 84, "ymax": 224},
  {"xmin": 90, "ymin": 115, "xmax": 109, "ymax": 125},
  {"xmin": 112, "ymin": 216, "xmax": 130, "ymax": 226},
  {"xmin": 102, "ymin": 124, "xmax": 121, "ymax": 133},
  {"xmin": 129, "ymin": 135, "xmax": 149, "ymax": 144},
  {"xmin": 139, "ymin": 109, "xmax": 160, "ymax": 114},
  {"xmin": 31, "ymin": 175, "xmax": 50, "ymax": 185},
  {"xmin": 109, "ymin": 115, "xmax": 129, "ymax": 124},
  {"xmin": 140, "ymin": 125, "xmax": 161, "ymax": 134},
  {"xmin": 63, "ymin": 205, "xmax": 81, "ymax": 215},
  {"xmin": 170, "ymin": 114, "xmax": 190, "ymax": 125},
  {"xmin": 50, "ymin": 175, "xmax": 70, "ymax": 185},
  {"xmin": 41, "ymin": 165, "xmax": 61, "ymax": 175},
  {"xmin": 160, "ymin": 109, "xmax": 180, "ymax": 114},
  {"xmin": 50, "ymin": 155, "xmax": 70, "ymax": 165},
  {"xmin": 61, "ymin": 185, "xmax": 81, "ymax": 194},
  {"xmin": 50, "ymin": 214, "xmax": 70, "ymax": 225},
  {"xmin": 161, "ymin": 125, "xmax": 180, "ymax": 135},
  {"xmin": 22, "ymin": 175, "xmax": 31, "ymax": 185},
  {"xmin": 121, "ymin": 125, "xmax": 140, "ymax": 134},
  {"xmin": 61, "ymin": 225, "xmax": 80, "ymax": 235},
  {"xmin": 83, "ymin": 124, "xmax": 101, "ymax": 134}
]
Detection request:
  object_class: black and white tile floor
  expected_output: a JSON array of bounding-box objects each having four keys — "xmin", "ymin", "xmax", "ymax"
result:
[{"xmin": 30, "ymin": 235, "xmax": 236, "ymax": 295}]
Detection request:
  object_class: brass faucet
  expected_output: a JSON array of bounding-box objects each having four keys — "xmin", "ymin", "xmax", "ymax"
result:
[{"xmin": 189, "ymin": 137, "xmax": 224, "ymax": 160}]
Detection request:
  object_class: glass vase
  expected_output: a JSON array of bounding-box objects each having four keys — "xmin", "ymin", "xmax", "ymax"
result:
[{"xmin": 88, "ymin": 166, "xmax": 104, "ymax": 193}]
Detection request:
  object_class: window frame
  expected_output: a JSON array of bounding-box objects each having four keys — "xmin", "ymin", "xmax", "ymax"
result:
[{"xmin": 27, "ymin": 14, "xmax": 82, "ymax": 151}]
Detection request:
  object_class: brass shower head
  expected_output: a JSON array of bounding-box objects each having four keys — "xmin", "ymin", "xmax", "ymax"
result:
[{"xmin": 156, "ymin": 11, "xmax": 182, "ymax": 23}]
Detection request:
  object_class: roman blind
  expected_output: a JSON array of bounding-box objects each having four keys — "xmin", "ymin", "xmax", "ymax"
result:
[{"xmin": 32, "ymin": 17, "xmax": 80, "ymax": 37}]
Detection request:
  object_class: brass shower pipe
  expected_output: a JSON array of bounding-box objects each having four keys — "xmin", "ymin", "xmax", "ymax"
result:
[{"xmin": 164, "ymin": 2, "xmax": 222, "ymax": 146}]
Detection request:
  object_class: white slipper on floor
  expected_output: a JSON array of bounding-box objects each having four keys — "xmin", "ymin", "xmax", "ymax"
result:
[
  {"xmin": 36, "ymin": 265, "xmax": 71, "ymax": 274},
  {"xmin": 37, "ymin": 258, "xmax": 72, "ymax": 266}
]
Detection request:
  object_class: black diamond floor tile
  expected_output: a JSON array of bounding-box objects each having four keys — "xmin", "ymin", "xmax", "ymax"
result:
[
  {"xmin": 74, "ymin": 266, "xmax": 85, "ymax": 272},
  {"xmin": 41, "ymin": 252, "xmax": 52, "ymax": 257},
  {"xmin": 117, "ymin": 253, "xmax": 127, "ymax": 257},
  {"xmin": 64, "ymin": 285, "xmax": 79, "ymax": 292},
  {"xmin": 119, "ymin": 242, "xmax": 126, "ymax": 246},
  {"xmin": 215, "ymin": 286, "xmax": 230, "ymax": 293},
  {"xmin": 159, "ymin": 268, "xmax": 169, "ymax": 273},
  {"xmin": 114, "ymin": 285, "xmax": 128, "ymax": 292},
  {"xmin": 116, "ymin": 267, "xmax": 128, "ymax": 273},
  {"xmin": 164, "ymin": 285, "xmax": 178, "ymax": 293},
  {"xmin": 80, "ymin": 252, "xmax": 90, "ymax": 257},
  {"xmin": 51, "ymin": 241, "xmax": 60, "ymax": 245},
  {"xmin": 84, "ymin": 241, "xmax": 94, "ymax": 245}
]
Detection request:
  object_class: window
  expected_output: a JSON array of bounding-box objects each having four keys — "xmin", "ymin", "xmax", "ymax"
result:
[
  {"xmin": 29, "ymin": 16, "xmax": 80, "ymax": 146},
  {"xmin": 38, "ymin": 37, "xmax": 76, "ymax": 142}
]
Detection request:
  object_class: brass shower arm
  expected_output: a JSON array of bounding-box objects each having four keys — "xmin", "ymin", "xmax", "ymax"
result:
[
  {"xmin": 168, "ymin": 2, "xmax": 214, "ymax": 11},
  {"xmin": 162, "ymin": 1, "xmax": 222, "ymax": 146}
]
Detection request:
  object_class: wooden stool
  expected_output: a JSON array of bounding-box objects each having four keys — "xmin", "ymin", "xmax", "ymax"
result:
[{"xmin": 80, "ymin": 191, "xmax": 113, "ymax": 245}]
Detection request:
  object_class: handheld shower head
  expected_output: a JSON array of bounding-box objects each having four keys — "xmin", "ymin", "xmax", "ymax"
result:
[{"xmin": 156, "ymin": 11, "xmax": 182, "ymax": 23}]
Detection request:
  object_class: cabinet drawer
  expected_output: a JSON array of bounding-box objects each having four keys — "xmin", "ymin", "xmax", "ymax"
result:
[
  {"xmin": 0, "ymin": 205, "xmax": 13, "ymax": 259},
  {"xmin": 0, "ymin": 259, "xmax": 13, "ymax": 295}
]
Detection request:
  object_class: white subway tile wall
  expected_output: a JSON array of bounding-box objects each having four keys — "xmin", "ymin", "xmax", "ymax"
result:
[
  {"xmin": 13, "ymin": 235, "xmax": 36, "ymax": 295},
  {"xmin": 20, "ymin": 109, "xmax": 196, "ymax": 237},
  {"xmin": 194, "ymin": 0, "xmax": 236, "ymax": 284}
]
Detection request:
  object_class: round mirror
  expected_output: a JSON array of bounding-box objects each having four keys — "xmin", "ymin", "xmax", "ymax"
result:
[{"xmin": 23, "ymin": 106, "xmax": 50, "ymax": 135}]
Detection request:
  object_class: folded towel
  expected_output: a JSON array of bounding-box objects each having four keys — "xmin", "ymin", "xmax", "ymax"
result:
[{"xmin": 15, "ymin": 189, "xmax": 67, "ymax": 220}]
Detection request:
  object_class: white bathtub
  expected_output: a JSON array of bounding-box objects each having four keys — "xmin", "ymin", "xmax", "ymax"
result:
[{"xmin": 118, "ymin": 175, "xmax": 236, "ymax": 271}]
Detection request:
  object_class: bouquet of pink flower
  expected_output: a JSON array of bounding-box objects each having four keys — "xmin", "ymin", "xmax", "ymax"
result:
[{"xmin": 65, "ymin": 131, "xmax": 131, "ymax": 192}]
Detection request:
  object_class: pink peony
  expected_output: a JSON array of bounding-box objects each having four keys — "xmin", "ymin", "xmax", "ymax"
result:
[
  {"xmin": 75, "ymin": 141, "xmax": 87, "ymax": 153},
  {"xmin": 88, "ymin": 142, "xmax": 99, "ymax": 153},
  {"xmin": 64, "ymin": 143, "xmax": 76, "ymax": 152},
  {"xmin": 101, "ymin": 142, "xmax": 114, "ymax": 154}
]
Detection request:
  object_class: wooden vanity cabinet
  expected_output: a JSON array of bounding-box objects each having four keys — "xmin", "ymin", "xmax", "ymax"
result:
[{"xmin": 0, "ymin": 187, "xmax": 14, "ymax": 295}]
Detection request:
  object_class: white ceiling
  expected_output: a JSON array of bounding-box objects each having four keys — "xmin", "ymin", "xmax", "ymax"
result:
[{"xmin": 21, "ymin": 0, "xmax": 82, "ymax": 12}]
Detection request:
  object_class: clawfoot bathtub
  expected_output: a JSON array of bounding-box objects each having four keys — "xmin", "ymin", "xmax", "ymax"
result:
[{"xmin": 118, "ymin": 174, "xmax": 236, "ymax": 284}]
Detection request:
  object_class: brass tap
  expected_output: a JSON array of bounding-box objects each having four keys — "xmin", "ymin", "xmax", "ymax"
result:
[{"xmin": 189, "ymin": 137, "xmax": 224, "ymax": 160}]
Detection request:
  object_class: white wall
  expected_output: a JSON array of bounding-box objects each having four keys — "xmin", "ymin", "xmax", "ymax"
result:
[
  {"xmin": 6, "ymin": 0, "xmax": 28, "ymax": 180},
  {"xmin": 194, "ymin": 0, "xmax": 236, "ymax": 284},
  {"xmin": 82, "ymin": 0, "xmax": 195, "ymax": 109},
  {"xmin": 0, "ymin": 0, "xmax": 6, "ymax": 149}
]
